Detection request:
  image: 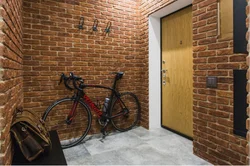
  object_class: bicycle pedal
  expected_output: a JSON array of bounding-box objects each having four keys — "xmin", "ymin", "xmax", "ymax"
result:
[{"xmin": 101, "ymin": 130, "xmax": 107, "ymax": 136}]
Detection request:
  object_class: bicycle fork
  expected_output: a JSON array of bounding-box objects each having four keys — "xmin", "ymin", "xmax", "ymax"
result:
[{"xmin": 66, "ymin": 100, "xmax": 79, "ymax": 124}]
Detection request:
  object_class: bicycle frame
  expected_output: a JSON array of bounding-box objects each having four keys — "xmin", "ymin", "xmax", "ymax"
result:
[{"xmin": 70, "ymin": 82, "xmax": 128, "ymax": 119}]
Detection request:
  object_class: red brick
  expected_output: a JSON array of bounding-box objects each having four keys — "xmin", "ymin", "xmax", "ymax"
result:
[
  {"xmin": 218, "ymin": 77, "xmax": 233, "ymax": 84},
  {"xmin": 230, "ymin": 55, "xmax": 247, "ymax": 62},
  {"xmin": 193, "ymin": 58, "xmax": 207, "ymax": 63},
  {"xmin": 208, "ymin": 109, "xmax": 229, "ymax": 119},
  {"xmin": 207, "ymin": 71, "xmax": 228, "ymax": 76},
  {"xmin": 217, "ymin": 48, "xmax": 233, "ymax": 55},
  {"xmin": 208, "ymin": 123, "xmax": 230, "ymax": 134},
  {"xmin": 193, "ymin": 33, "xmax": 206, "ymax": 40},
  {"xmin": 198, "ymin": 38, "xmax": 216, "ymax": 45},
  {"xmin": 217, "ymin": 63, "xmax": 240, "ymax": 69},
  {"xmin": 198, "ymin": 24, "xmax": 217, "ymax": 33},
  {"xmin": 198, "ymin": 64, "xmax": 216, "ymax": 70},
  {"xmin": 198, "ymin": 51, "xmax": 216, "ymax": 57},
  {"xmin": 208, "ymin": 56, "xmax": 228, "ymax": 63},
  {"xmin": 208, "ymin": 42, "xmax": 229, "ymax": 50},
  {"xmin": 199, "ymin": 10, "xmax": 217, "ymax": 21},
  {"xmin": 193, "ymin": 20, "xmax": 206, "ymax": 29}
]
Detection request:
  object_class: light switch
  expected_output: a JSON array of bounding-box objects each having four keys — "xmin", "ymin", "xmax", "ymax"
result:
[{"xmin": 206, "ymin": 76, "xmax": 217, "ymax": 88}]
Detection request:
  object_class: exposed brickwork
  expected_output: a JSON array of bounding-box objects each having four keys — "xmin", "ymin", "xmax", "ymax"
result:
[
  {"xmin": 22, "ymin": 0, "xmax": 143, "ymax": 136},
  {"xmin": 0, "ymin": 0, "xmax": 247, "ymax": 164},
  {"xmin": 246, "ymin": 0, "xmax": 250, "ymax": 164},
  {"xmin": 192, "ymin": 0, "xmax": 247, "ymax": 164},
  {"xmin": 0, "ymin": 0, "xmax": 23, "ymax": 165}
]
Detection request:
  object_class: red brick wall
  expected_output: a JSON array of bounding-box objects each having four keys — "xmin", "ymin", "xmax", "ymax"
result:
[
  {"xmin": 192, "ymin": 0, "xmax": 247, "ymax": 164},
  {"xmin": 140, "ymin": 0, "xmax": 248, "ymax": 165},
  {"xmin": 0, "ymin": 0, "xmax": 23, "ymax": 165},
  {"xmin": 246, "ymin": 0, "xmax": 250, "ymax": 164},
  {"xmin": 22, "ymin": 0, "xmax": 144, "ymax": 135}
]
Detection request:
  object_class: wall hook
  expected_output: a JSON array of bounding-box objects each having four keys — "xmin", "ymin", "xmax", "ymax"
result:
[
  {"xmin": 104, "ymin": 21, "xmax": 111, "ymax": 33},
  {"xmin": 92, "ymin": 19, "xmax": 99, "ymax": 31},
  {"xmin": 78, "ymin": 17, "xmax": 84, "ymax": 30}
]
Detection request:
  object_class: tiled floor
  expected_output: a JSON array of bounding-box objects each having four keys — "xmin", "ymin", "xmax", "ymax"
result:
[{"xmin": 63, "ymin": 127, "xmax": 210, "ymax": 165}]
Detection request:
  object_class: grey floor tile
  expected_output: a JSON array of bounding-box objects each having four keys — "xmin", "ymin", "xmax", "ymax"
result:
[
  {"xmin": 116, "ymin": 144, "xmax": 177, "ymax": 165},
  {"xmin": 63, "ymin": 143, "xmax": 90, "ymax": 161},
  {"xmin": 91, "ymin": 150, "xmax": 132, "ymax": 165},
  {"xmin": 64, "ymin": 127, "xmax": 211, "ymax": 165}
]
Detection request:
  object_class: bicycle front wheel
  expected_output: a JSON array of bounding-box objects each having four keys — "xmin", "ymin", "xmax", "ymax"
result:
[
  {"xmin": 111, "ymin": 92, "xmax": 140, "ymax": 132},
  {"xmin": 42, "ymin": 98, "xmax": 92, "ymax": 149}
]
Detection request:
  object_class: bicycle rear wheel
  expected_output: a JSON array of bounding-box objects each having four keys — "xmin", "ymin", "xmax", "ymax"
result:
[
  {"xmin": 110, "ymin": 92, "xmax": 140, "ymax": 132},
  {"xmin": 42, "ymin": 98, "xmax": 92, "ymax": 149}
]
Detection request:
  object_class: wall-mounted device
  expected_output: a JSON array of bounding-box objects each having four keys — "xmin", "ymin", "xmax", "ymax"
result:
[{"xmin": 206, "ymin": 76, "xmax": 217, "ymax": 88}]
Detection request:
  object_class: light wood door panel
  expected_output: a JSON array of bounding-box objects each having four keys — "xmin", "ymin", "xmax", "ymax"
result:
[{"xmin": 161, "ymin": 6, "xmax": 193, "ymax": 138}]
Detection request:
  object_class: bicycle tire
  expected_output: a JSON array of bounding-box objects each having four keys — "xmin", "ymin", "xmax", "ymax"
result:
[
  {"xmin": 110, "ymin": 92, "xmax": 140, "ymax": 132},
  {"xmin": 42, "ymin": 97, "xmax": 92, "ymax": 149}
]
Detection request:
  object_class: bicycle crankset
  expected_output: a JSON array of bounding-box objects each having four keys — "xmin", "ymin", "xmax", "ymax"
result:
[
  {"xmin": 98, "ymin": 118, "xmax": 108, "ymax": 126},
  {"xmin": 123, "ymin": 108, "xmax": 129, "ymax": 118}
]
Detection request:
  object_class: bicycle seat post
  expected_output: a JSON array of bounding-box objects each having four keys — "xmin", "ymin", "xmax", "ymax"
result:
[{"xmin": 111, "ymin": 72, "xmax": 124, "ymax": 90}]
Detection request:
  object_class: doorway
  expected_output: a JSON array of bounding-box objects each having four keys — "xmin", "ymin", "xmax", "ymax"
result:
[{"xmin": 161, "ymin": 6, "xmax": 193, "ymax": 138}]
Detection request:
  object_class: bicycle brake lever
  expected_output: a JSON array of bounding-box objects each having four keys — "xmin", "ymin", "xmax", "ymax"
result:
[
  {"xmin": 59, "ymin": 73, "xmax": 64, "ymax": 85},
  {"xmin": 69, "ymin": 72, "xmax": 74, "ymax": 78}
]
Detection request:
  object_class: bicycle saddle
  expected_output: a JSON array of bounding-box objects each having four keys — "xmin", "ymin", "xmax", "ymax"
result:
[{"xmin": 115, "ymin": 72, "xmax": 124, "ymax": 80}]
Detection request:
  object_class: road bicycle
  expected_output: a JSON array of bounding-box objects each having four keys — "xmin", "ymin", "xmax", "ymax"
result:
[{"xmin": 42, "ymin": 72, "xmax": 140, "ymax": 149}]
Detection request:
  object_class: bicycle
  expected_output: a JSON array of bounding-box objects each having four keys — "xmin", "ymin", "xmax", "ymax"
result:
[{"xmin": 42, "ymin": 72, "xmax": 140, "ymax": 149}]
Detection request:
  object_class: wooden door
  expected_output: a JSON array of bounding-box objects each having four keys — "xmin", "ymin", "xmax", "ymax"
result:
[{"xmin": 161, "ymin": 6, "xmax": 193, "ymax": 138}]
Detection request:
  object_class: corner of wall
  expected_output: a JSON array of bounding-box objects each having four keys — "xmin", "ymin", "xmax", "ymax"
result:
[{"xmin": 0, "ymin": 0, "xmax": 23, "ymax": 164}]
